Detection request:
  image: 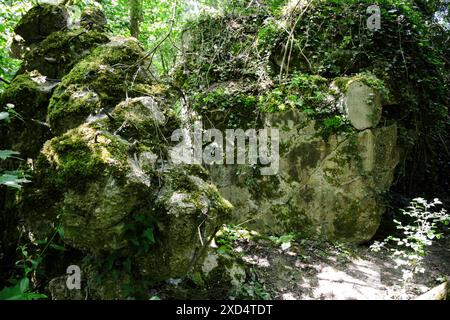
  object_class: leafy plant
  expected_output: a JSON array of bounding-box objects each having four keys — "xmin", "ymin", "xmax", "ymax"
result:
[
  {"xmin": 123, "ymin": 212, "xmax": 156, "ymax": 254},
  {"xmin": 321, "ymin": 115, "xmax": 346, "ymax": 139},
  {"xmin": 0, "ymin": 170, "xmax": 30, "ymax": 189},
  {"xmin": 0, "ymin": 105, "xmax": 30, "ymax": 189},
  {"xmin": 0, "ymin": 277, "xmax": 46, "ymax": 300},
  {"xmin": 240, "ymin": 281, "xmax": 271, "ymax": 300},
  {"xmin": 0, "ymin": 0, "xmax": 31, "ymax": 93},
  {"xmin": 269, "ymin": 233, "xmax": 297, "ymax": 251},
  {"xmin": 371, "ymin": 198, "xmax": 450, "ymax": 282},
  {"xmin": 0, "ymin": 226, "xmax": 64, "ymax": 300},
  {"xmin": 239, "ymin": 266, "xmax": 271, "ymax": 300},
  {"xmin": 216, "ymin": 225, "xmax": 255, "ymax": 255}
]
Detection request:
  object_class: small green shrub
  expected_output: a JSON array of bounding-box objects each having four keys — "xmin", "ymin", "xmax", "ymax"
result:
[
  {"xmin": 0, "ymin": 277, "xmax": 46, "ymax": 300},
  {"xmin": 0, "ymin": 105, "xmax": 30, "ymax": 189},
  {"xmin": 0, "ymin": 225, "xmax": 64, "ymax": 300},
  {"xmin": 371, "ymin": 198, "xmax": 450, "ymax": 282}
]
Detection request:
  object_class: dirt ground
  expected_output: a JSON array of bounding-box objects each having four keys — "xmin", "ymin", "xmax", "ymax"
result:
[{"xmin": 230, "ymin": 231, "xmax": 450, "ymax": 300}]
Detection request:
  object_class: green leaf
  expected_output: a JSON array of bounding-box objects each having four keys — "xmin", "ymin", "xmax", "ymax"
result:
[
  {"xmin": 0, "ymin": 284, "xmax": 24, "ymax": 300},
  {"xmin": 0, "ymin": 277, "xmax": 31, "ymax": 300},
  {"xmin": 49, "ymin": 243, "xmax": 66, "ymax": 251},
  {"xmin": 0, "ymin": 150, "xmax": 20, "ymax": 160},
  {"xmin": 0, "ymin": 172, "xmax": 30, "ymax": 189},
  {"xmin": 278, "ymin": 234, "xmax": 294, "ymax": 243},
  {"xmin": 19, "ymin": 278, "xmax": 29, "ymax": 293},
  {"xmin": 143, "ymin": 228, "xmax": 155, "ymax": 244},
  {"xmin": 56, "ymin": 225, "xmax": 65, "ymax": 239},
  {"xmin": 217, "ymin": 245, "xmax": 230, "ymax": 254},
  {"xmin": 24, "ymin": 292, "xmax": 47, "ymax": 300}
]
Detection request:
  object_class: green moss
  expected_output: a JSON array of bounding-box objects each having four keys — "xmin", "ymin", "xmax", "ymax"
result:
[
  {"xmin": 271, "ymin": 204, "xmax": 313, "ymax": 234},
  {"xmin": 130, "ymin": 165, "xmax": 233, "ymax": 282},
  {"xmin": 190, "ymin": 73, "xmax": 346, "ymax": 136},
  {"xmin": 287, "ymin": 141, "xmax": 322, "ymax": 175},
  {"xmin": 162, "ymin": 165, "xmax": 233, "ymax": 216},
  {"xmin": 333, "ymin": 200, "xmax": 362, "ymax": 240},
  {"xmin": 192, "ymin": 87, "xmax": 261, "ymax": 130},
  {"xmin": 334, "ymin": 72, "xmax": 390, "ymax": 101},
  {"xmin": 0, "ymin": 73, "xmax": 53, "ymax": 157},
  {"xmin": 323, "ymin": 133, "xmax": 365, "ymax": 186},
  {"xmin": 41, "ymin": 124, "xmax": 130, "ymax": 189},
  {"xmin": 0, "ymin": 74, "xmax": 48, "ymax": 117},
  {"xmin": 319, "ymin": 115, "xmax": 348, "ymax": 140},
  {"xmin": 234, "ymin": 166, "xmax": 281, "ymax": 201},
  {"xmin": 256, "ymin": 72, "xmax": 355, "ymax": 138},
  {"xmin": 14, "ymin": 4, "xmax": 67, "ymax": 44},
  {"xmin": 258, "ymin": 73, "xmax": 332, "ymax": 114},
  {"xmin": 47, "ymin": 37, "xmax": 152, "ymax": 134},
  {"xmin": 80, "ymin": 6, "xmax": 107, "ymax": 31},
  {"xmin": 257, "ymin": 18, "xmax": 282, "ymax": 51},
  {"xmin": 20, "ymin": 29, "xmax": 109, "ymax": 79},
  {"xmin": 109, "ymin": 95, "xmax": 181, "ymax": 148},
  {"xmin": 155, "ymin": 250, "xmax": 246, "ymax": 300},
  {"xmin": 166, "ymin": 167, "xmax": 203, "ymax": 193}
]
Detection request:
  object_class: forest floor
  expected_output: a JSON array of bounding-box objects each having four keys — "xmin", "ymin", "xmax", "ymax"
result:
[{"xmin": 228, "ymin": 229, "xmax": 450, "ymax": 300}]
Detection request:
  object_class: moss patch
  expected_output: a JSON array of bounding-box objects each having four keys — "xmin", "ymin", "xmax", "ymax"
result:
[
  {"xmin": 19, "ymin": 29, "xmax": 109, "ymax": 79},
  {"xmin": 47, "ymin": 37, "xmax": 153, "ymax": 135},
  {"xmin": 0, "ymin": 72, "xmax": 54, "ymax": 157},
  {"xmin": 41, "ymin": 124, "xmax": 130, "ymax": 189},
  {"xmin": 14, "ymin": 4, "xmax": 67, "ymax": 44}
]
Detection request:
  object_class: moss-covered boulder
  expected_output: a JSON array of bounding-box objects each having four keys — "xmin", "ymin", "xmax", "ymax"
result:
[
  {"xmin": 151, "ymin": 250, "xmax": 247, "ymax": 299},
  {"xmin": 38, "ymin": 124, "xmax": 133, "ymax": 251},
  {"xmin": 183, "ymin": 70, "xmax": 397, "ymax": 244},
  {"xmin": 10, "ymin": 4, "xmax": 68, "ymax": 59},
  {"xmin": 136, "ymin": 166, "xmax": 233, "ymax": 280},
  {"xmin": 177, "ymin": 60, "xmax": 398, "ymax": 243},
  {"xmin": 47, "ymin": 37, "xmax": 154, "ymax": 135},
  {"xmin": 109, "ymin": 94, "xmax": 181, "ymax": 146},
  {"xmin": 23, "ymin": 93, "xmax": 231, "ymax": 292},
  {"xmin": 80, "ymin": 6, "xmax": 108, "ymax": 32},
  {"xmin": 18, "ymin": 29, "xmax": 109, "ymax": 79},
  {"xmin": 4, "ymin": 4, "xmax": 234, "ymax": 299},
  {"xmin": 0, "ymin": 71, "xmax": 58, "ymax": 158}
]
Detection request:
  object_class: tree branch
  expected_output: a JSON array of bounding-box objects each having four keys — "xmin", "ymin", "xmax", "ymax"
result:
[{"xmin": 140, "ymin": 0, "xmax": 178, "ymax": 67}]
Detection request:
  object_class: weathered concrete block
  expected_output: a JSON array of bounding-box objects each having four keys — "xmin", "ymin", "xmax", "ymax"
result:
[
  {"xmin": 210, "ymin": 109, "xmax": 399, "ymax": 244},
  {"xmin": 334, "ymin": 77, "xmax": 383, "ymax": 130}
]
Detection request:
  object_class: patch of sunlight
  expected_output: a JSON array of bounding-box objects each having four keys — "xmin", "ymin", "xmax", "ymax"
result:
[
  {"xmin": 312, "ymin": 259, "xmax": 386, "ymax": 300},
  {"xmin": 242, "ymin": 255, "xmax": 271, "ymax": 268}
]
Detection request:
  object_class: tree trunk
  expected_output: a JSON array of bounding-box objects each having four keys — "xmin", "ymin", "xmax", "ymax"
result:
[{"xmin": 130, "ymin": 0, "xmax": 143, "ymax": 39}]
